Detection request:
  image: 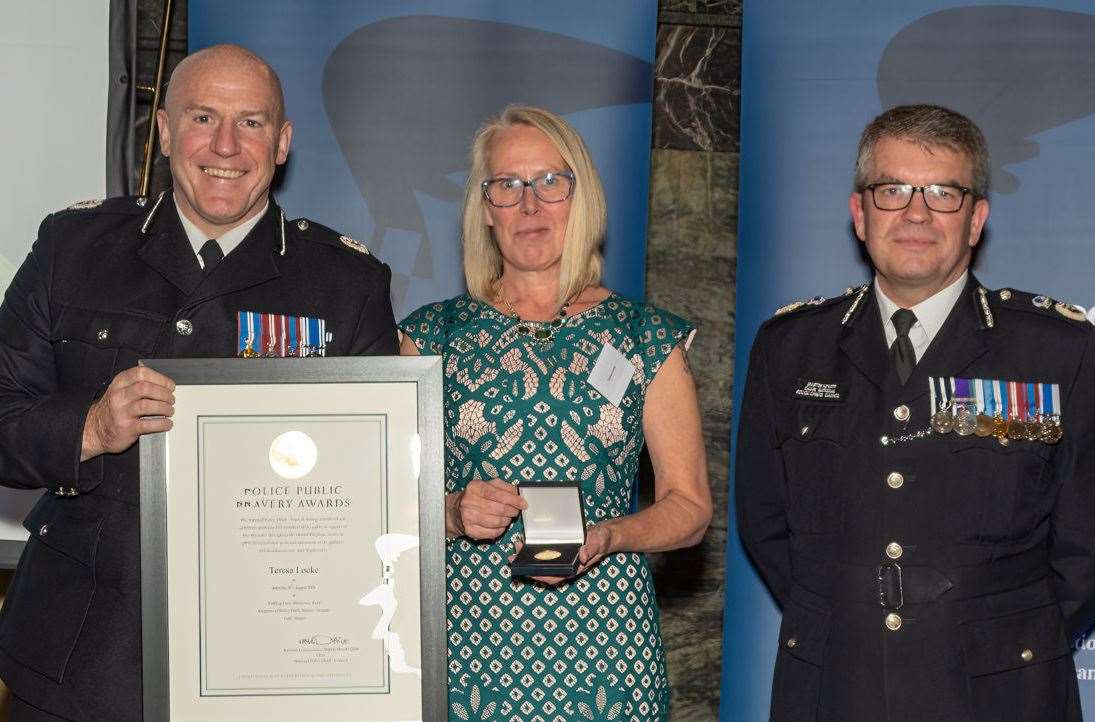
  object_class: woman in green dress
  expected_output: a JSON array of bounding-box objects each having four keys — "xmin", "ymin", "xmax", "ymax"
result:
[{"xmin": 400, "ymin": 106, "xmax": 711, "ymax": 722}]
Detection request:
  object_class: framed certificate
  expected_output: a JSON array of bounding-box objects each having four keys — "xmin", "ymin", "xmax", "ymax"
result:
[{"xmin": 138, "ymin": 357, "xmax": 445, "ymax": 722}]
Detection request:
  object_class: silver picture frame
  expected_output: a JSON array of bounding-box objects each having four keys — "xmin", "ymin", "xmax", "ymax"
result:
[{"xmin": 138, "ymin": 357, "xmax": 445, "ymax": 721}]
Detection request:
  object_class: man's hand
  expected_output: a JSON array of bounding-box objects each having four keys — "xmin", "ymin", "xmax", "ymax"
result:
[
  {"xmin": 80, "ymin": 367, "xmax": 176, "ymax": 461},
  {"xmin": 447, "ymin": 479, "xmax": 527, "ymax": 541}
]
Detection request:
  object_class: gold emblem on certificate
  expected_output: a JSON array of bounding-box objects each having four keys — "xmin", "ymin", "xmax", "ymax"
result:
[
  {"xmin": 534, "ymin": 549, "xmax": 562, "ymax": 561},
  {"xmin": 930, "ymin": 377, "xmax": 1063, "ymax": 447}
]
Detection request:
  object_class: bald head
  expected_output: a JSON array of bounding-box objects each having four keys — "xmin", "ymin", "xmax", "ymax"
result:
[
  {"xmin": 165, "ymin": 44, "xmax": 286, "ymax": 123},
  {"xmin": 155, "ymin": 43, "xmax": 293, "ymax": 239}
]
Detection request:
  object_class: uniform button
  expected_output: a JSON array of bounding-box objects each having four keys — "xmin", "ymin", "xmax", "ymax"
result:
[
  {"xmin": 885, "ymin": 542, "xmax": 903, "ymax": 559},
  {"xmin": 884, "ymin": 613, "xmax": 902, "ymax": 631},
  {"xmin": 1020, "ymin": 648, "xmax": 1033, "ymax": 662},
  {"xmin": 893, "ymin": 405, "xmax": 910, "ymax": 422},
  {"xmin": 96, "ymin": 328, "xmax": 109, "ymax": 341},
  {"xmin": 39, "ymin": 524, "xmax": 49, "ymax": 536},
  {"xmin": 886, "ymin": 472, "xmax": 905, "ymax": 489},
  {"xmin": 176, "ymin": 319, "xmax": 193, "ymax": 336},
  {"xmin": 786, "ymin": 637, "xmax": 797, "ymax": 649},
  {"xmin": 800, "ymin": 425, "xmax": 810, "ymax": 437},
  {"xmin": 999, "ymin": 289, "xmax": 1012, "ymax": 301},
  {"xmin": 297, "ymin": 219, "xmax": 309, "ymax": 231},
  {"xmin": 136, "ymin": 196, "xmax": 148, "ymax": 207}
]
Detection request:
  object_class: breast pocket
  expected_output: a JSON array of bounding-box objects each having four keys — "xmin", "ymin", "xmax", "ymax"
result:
[
  {"xmin": 51, "ymin": 305, "xmax": 165, "ymax": 390},
  {"xmin": 944, "ymin": 435, "xmax": 1052, "ymax": 542},
  {"xmin": 779, "ymin": 405, "xmax": 851, "ymax": 534}
]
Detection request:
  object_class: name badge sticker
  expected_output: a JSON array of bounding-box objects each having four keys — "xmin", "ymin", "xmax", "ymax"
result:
[
  {"xmin": 588, "ymin": 343, "xmax": 633, "ymax": 407},
  {"xmin": 793, "ymin": 378, "xmax": 847, "ymax": 403}
]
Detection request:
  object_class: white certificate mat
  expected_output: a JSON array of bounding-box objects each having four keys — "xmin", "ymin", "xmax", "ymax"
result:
[
  {"xmin": 198, "ymin": 414, "xmax": 389, "ymax": 695},
  {"xmin": 151, "ymin": 375, "xmax": 432, "ymax": 721}
]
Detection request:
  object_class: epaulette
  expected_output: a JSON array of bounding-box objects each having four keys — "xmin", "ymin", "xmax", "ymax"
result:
[
  {"xmin": 771, "ymin": 284, "xmax": 866, "ymax": 320},
  {"xmin": 55, "ymin": 195, "xmax": 151, "ymax": 217},
  {"xmin": 989, "ymin": 287, "xmax": 1091, "ymax": 326},
  {"xmin": 287, "ymin": 217, "xmax": 381, "ymax": 264}
]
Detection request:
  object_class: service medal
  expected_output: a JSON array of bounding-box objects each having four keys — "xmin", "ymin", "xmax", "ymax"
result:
[
  {"xmin": 974, "ymin": 414, "xmax": 994, "ymax": 437},
  {"xmin": 991, "ymin": 415, "xmax": 1008, "ymax": 439},
  {"xmin": 931, "ymin": 409, "xmax": 955, "ymax": 434},
  {"xmin": 237, "ymin": 310, "xmax": 329, "ymax": 358},
  {"xmin": 1041, "ymin": 419, "xmax": 1063, "ymax": 445},
  {"xmin": 954, "ymin": 407, "xmax": 977, "ymax": 436},
  {"xmin": 534, "ymin": 549, "xmax": 562, "ymax": 561},
  {"xmin": 1006, "ymin": 419, "xmax": 1027, "ymax": 440}
]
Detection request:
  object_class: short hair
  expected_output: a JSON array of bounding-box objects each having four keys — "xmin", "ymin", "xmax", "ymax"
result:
[
  {"xmin": 462, "ymin": 106, "xmax": 607, "ymax": 305},
  {"xmin": 854, "ymin": 104, "xmax": 990, "ymax": 198}
]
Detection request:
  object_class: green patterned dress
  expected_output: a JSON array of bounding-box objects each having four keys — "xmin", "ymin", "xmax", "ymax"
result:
[{"xmin": 401, "ymin": 293, "xmax": 694, "ymax": 722}]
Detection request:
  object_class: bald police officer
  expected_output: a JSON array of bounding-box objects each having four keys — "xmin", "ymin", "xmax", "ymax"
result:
[
  {"xmin": 0, "ymin": 45, "xmax": 397, "ymax": 720},
  {"xmin": 737, "ymin": 105, "xmax": 1095, "ymax": 722}
]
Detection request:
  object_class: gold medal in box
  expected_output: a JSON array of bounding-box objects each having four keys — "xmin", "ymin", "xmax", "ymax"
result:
[{"xmin": 509, "ymin": 483, "xmax": 585, "ymax": 578}]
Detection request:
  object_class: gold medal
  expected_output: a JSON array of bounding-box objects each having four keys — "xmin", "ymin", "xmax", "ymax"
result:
[
  {"xmin": 534, "ymin": 549, "xmax": 562, "ymax": 561},
  {"xmin": 1041, "ymin": 419, "xmax": 1063, "ymax": 445},
  {"xmin": 991, "ymin": 415, "xmax": 1008, "ymax": 439},
  {"xmin": 974, "ymin": 414, "xmax": 994, "ymax": 437}
]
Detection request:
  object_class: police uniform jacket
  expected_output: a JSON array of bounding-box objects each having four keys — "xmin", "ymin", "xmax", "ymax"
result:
[
  {"xmin": 736, "ymin": 276, "xmax": 1095, "ymax": 722},
  {"xmin": 0, "ymin": 194, "xmax": 398, "ymax": 720}
]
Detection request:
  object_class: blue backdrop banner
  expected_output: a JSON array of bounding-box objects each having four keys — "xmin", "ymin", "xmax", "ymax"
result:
[
  {"xmin": 724, "ymin": 2, "xmax": 1095, "ymax": 720},
  {"xmin": 189, "ymin": 0, "xmax": 657, "ymax": 319}
]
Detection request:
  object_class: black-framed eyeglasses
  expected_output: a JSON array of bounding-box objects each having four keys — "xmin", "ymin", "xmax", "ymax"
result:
[
  {"xmin": 481, "ymin": 171, "xmax": 575, "ymax": 208},
  {"xmin": 863, "ymin": 183, "xmax": 971, "ymax": 213}
]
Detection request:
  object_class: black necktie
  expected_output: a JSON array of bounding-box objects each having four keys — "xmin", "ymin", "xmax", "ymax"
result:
[
  {"xmin": 890, "ymin": 308, "xmax": 917, "ymax": 385},
  {"xmin": 198, "ymin": 239, "xmax": 224, "ymax": 275}
]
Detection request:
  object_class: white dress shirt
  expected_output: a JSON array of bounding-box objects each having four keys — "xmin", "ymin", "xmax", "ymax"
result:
[
  {"xmin": 174, "ymin": 195, "xmax": 268, "ymax": 268},
  {"xmin": 875, "ymin": 271, "xmax": 968, "ymax": 362}
]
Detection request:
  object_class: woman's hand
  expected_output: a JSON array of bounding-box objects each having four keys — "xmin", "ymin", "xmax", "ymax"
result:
[
  {"xmin": 447, "ymin": 479, "xmax": 526, "ymax": 541},
  {"xmin": 514, "ymin": 522, "xmax": 616, "ymax": 586}
]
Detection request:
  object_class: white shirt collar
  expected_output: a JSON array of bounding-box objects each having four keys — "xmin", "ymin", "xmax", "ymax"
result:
[
  {"xmin": 174, "ymin": 195, "xmax": 269, "ymax": 267},
  {"xmin": 876, "ymin": 271, "xmax": 968, "ymax": 362}
]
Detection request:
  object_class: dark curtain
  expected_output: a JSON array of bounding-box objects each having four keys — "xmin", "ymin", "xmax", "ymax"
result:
[{"xmin": 106, "ymin": 0, "xmax": 136, "ymax": 197}]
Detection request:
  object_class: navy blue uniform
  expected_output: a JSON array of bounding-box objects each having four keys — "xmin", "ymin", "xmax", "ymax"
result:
[
  {"xmin": 737, "ymin": 277, "xmax": 1095, "ymax": 722},
  {"xmin": 0, "ymin": 194, "xmax": 397, "ymax": 720}
]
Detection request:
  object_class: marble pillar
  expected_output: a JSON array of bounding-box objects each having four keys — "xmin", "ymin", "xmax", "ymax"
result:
[{"xmin": 645, "ymin": 2, "xmax": 741, "ymax": 719}]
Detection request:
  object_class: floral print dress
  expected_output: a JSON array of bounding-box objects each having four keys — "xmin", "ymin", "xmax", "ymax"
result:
[{"xmin": 401, "ymin": 293, "xmax": 694, "ymax": 722}]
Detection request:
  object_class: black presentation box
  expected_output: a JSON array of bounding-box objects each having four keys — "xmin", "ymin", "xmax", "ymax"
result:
[{"xmin": 509, "ymin": 483, "xmax": 586, "ymax": 578}]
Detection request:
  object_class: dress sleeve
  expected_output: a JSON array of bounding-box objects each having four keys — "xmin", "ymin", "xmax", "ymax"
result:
[
  {"xmin": 634, "ymin": 304, "xmax": 696, "ymax": 387},
  {"xmin": 398, "ymin": 301, "xmax": 448, "ymax": 355}
]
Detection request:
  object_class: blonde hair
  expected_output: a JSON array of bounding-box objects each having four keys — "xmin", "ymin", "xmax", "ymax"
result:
[{"xmin": 462, "ymin": 106, "xmax": 607, "ymax": 304}]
